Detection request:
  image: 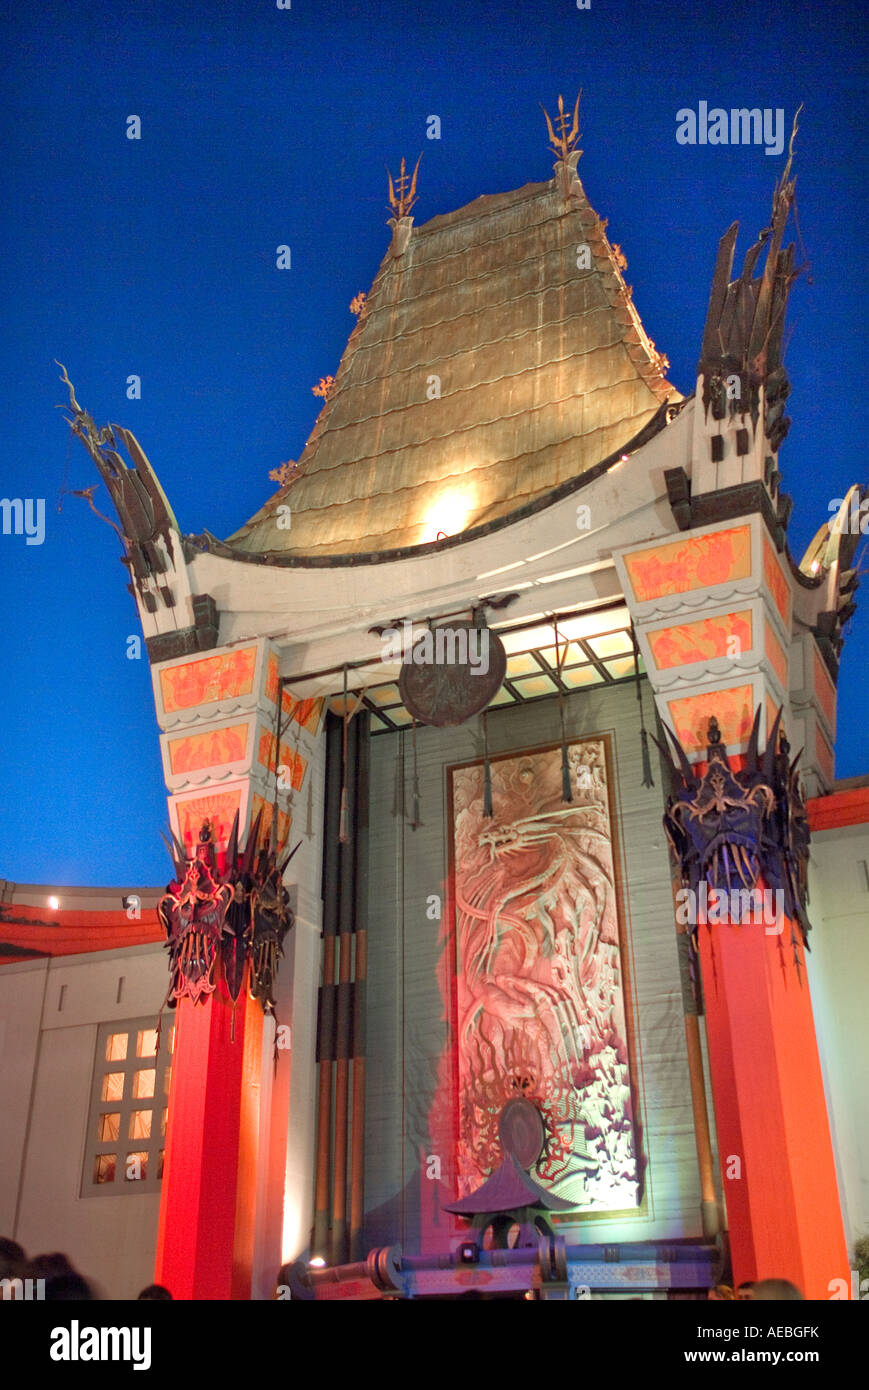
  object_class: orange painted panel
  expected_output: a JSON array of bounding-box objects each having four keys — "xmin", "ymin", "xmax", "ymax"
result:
[
  {"xmin": 764, "ymin": 620, "xmax": 788, "ymax": 690},
  {"xmin": 174, "ymin": 789, "xmax": 243, "ymax": 853},
  {"xmin": 762, "ymin": 535, "xmax": 791, "ymax": 628},
  {"xmin": 624, "ymin": 525, "xmax": 751, "ymax": 602},
  {"xmin": 766, "ymin": 695, "xmax": 780, "ymax": 748},
  {"xmin": 160, "ymin": 647, "xmax": 257, "ymax": 713},
  {"xmin": 256, "ymin": 733, "xmax": 308, "ymax": 789},
  {"xmin": 251, "ymin": 795, "xmax": 291, "ymax": 852},
  {"xmin": 281, "ymin": 689, "xmax": 326, "ymax": 734},
  {"xmin": 647, "ymin": 610, "xmax": 753, "ymax": 669},
  {"xmin": 667, "ymin": 684, "xmax": 755, "ymax": 753},
  {"xmin": 265, "ymin": 652, "xmax": 280, "ymax": 704},
  {"xmin": 813, "ymin": 646, "xmax": 836, "ymax": 729},
  {"xmin": 168, "ymin": 723, "xmax": 249, "ymax": 775},
  {"xmin": 815, "ymin": 726, "xmax": 835, "ymax": 785}
]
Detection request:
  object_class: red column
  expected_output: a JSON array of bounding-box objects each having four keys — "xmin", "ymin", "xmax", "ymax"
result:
[
  {"xmin": 698, "ymin": 898, "xmax": 849, "ymax": 1298},
  {"xmin": 155, "ymin": 983, "xmax": 262, "ymax": 1300}
]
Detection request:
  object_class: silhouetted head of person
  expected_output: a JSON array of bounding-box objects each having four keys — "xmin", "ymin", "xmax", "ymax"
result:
[
  {"xmin": 137, "ymin": 1283, "xmax": 172, "ymax": 1300},
  {"xmin": 752, "ymin": 1278, "xmax": 804, "ymax": 1301},
  {"xmin": 736, "ymin": 1281, "xmax": 755, "ymax": 1300},
  {"xmin": 0, "ymin": 1238, "xmax": 26, "ymax": 1278},
  {"xmin": 44, "ymin": 1273, "xmax": 95, "ymax": 1301},
  {"xmin": 30, "ymin": 1252, "xmax": 76, "ymax": 1280},
  {"xmin": 708, "ymin": 1283, "xmax": 735, "ymax": 1300}
]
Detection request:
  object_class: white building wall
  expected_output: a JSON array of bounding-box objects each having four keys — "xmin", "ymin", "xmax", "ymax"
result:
[
  {"xmin": 806, "ymin": 820, "xmax": 869, "ymax": 1258},
  {"xmin": 0, "ymin": 943, "xmax": 167, "ymax": 1299}
]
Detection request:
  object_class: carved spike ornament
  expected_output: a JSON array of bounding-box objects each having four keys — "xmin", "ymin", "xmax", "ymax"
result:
[
  {"xmin": 158, "ymin": 821, "xmax": 232, "ymax": 1004},
  {"xmin": 656, "ymin": 708, "xmax": 812, "ymax": 953},
  {"xmin": 698, "ymin": 109, "xmax": 804, "ymax": 434},
  {"xmin": 158, "ymin": 812, "xmax": 297, "ymax": 1015}
]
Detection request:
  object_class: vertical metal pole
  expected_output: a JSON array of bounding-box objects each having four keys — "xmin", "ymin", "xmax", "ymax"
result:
[
  {"xmin": 349, "ymin": 711, "xmax": 370, "ymax": 1261},
  {"xmin": 313, "ymin": 713, "xmax": 341, "ymax": 1258},
  {"xmin": 331, "ymin": 713, "xmax": 357, "ymax": 1265}
]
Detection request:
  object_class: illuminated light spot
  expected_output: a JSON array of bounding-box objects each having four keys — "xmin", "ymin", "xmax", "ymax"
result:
[
  {"xmin": 48, "ymin": 896, "xmax": 59, "ymax": 911},
  {"xmin": 420, "ymin": 487, "xmax": 476, "ymax": 543}
]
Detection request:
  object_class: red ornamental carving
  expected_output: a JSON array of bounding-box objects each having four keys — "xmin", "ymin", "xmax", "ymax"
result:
[
  {"xmin": 158, "ymin": 812, "xmax": 297, "ymax": 1015},
  {"xmin": 158, "ymin": 821, "xmax": 232, "ymax": 1004}
]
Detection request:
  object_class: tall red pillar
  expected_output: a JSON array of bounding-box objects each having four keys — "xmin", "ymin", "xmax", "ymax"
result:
[
  {"xmin": 616, "ymin": 508, "xmax": 854, "ymax": 1299},
  {"xmin": 154, "ymin": 985, "xmax": 263, "ymax": 1300},
  {"xmin": 697, "ymin": 891, "xmax": 849, "ymax": 1298}
]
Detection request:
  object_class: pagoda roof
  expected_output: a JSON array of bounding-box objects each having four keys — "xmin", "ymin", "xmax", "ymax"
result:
[{"xmin": 227, "ymin": 170, "xmax": 679, "ymax": 558}]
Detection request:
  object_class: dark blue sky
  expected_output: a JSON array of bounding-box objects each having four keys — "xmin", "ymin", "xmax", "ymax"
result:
[{"xmin": 1, "ymin": 0, "xmax": 866, "ymax": 887}]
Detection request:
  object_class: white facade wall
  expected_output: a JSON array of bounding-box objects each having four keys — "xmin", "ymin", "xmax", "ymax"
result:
[
  {"xmin": 0, "ymin": 943, "xmax": 166, "ymax": 1299},
  {"xmin": 806, "ymin": 819, "xmax": 869, "ymax": 1258}
]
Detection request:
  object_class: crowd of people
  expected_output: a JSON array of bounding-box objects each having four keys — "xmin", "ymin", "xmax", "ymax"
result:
[
  {"xmin": 2, "ymin": 1235, "xmax": 807, "ymax": 1301},
  {"xmin": 0, "ymin": 1237, "xmax": 171, "ymax": 1301}
]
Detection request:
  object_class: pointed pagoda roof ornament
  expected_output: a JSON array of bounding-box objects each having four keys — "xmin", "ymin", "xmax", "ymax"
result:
[
  {"xmin": 698, "ymin": 103, "xmax": 805, "ymax": 431},
  {"xmin": 542, "ymin": 91, "xmax": 583, "ymax": 199},
  {"xmin": 386, "ymin": 154, "xmax": 421, "ymax": 219},
  {"xmin": 386, "ymin": 154, "xmax": 421, "ymax": 256},
  {"xmin": 541, "ymin": 91, "xmax": 582, "ymax": 162}
]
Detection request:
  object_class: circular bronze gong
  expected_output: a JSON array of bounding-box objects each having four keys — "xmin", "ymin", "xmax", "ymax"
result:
[
  {"xmin": 498, "ymin": 1097, "xmax": 545, "ymax": 1169},
  {"xmin": 398, "ymin": 620, "xmax": 507, "ymax": 727}
]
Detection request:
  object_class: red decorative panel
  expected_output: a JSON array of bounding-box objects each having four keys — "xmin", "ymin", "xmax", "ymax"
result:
[
  {"xmin": 624, "ymin": 525, "xmax": 751, "ymax": 603},
  {"xmin": 812, "ymin": 647, "xmax": 836, "ymax": 729},
  {"xmin": 174, "ymin": 789, "xmax": 243, "ymax": 853},
  {"xmin": 667, "ymin": 685, "xmax": 755, "ymax": 753},
  {"xmin": 0, "ymin": 906, "xmax": 162, "ymax": 961},
  {"xmin": 647, "ymin": 610, "xmax": 753, "ymax": 669},
  {"xmin": 808, "ymin": 785, "xmax": 869, "ymax": 832},
  {"xmin": 167, "ymin": 723, "xmax": 249, "ymax": 775},
  {"xmin": 762, "ymin": 535, "xmax": 791, "ymax": 629},
  {"xmin": 160, "ymin": 647, "xmax": 257, "ymax": 713},
  {"xmin": 764, "ymin": 621, "xmax": 788, "ymax": 691},
  {"xmin": 449, "ymin": 737, "xmax": 639, "ymax": 1212}
]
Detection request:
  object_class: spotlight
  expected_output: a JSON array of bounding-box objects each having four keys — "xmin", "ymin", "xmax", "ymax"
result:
[
  {"xmin": 308, "ymin": 1256, "xmax": 326, "ymax": 1269},
  {"xmin": 458, "ymin": 1241, "xmax": 479, "ymax": 1265},
  {"xmin": 48, "ymin": 896, "xmax": 60, "ymax": 912}
]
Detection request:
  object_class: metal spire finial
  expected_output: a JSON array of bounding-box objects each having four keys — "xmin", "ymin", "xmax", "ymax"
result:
[
  {"xmin": 387, "ymin": 154, "xmax": 421, "ymax": 220},
  {"xmin": 541, "ymin": 91, "xmax": 582, "ymax": 162}
]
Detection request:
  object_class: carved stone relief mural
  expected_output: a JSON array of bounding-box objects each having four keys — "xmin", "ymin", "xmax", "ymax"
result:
[{"xmin": 449, "ymin": 736, "xmax": 640, "ymax": 1212}]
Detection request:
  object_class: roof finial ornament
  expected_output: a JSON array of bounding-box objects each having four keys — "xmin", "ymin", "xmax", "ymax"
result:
[
  {"xmin": 541, "ymin": 92, "xmax": 583, "ymax": 199},
  {"xmin": 387, "ymin": 154, "xmax": 421, "ymax": 219},
  {"xmin": 386, "ymin": 154, "xmax": 421, "ymax": 257},
  {"xmin": 542, "ymin": 91, "xmax": 582, "ymax": 160}
]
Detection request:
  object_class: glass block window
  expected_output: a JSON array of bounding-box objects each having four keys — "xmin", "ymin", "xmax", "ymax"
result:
[{"xmin": 82, "ymin": 1018, "xmax": 174, "ymax": 1198}]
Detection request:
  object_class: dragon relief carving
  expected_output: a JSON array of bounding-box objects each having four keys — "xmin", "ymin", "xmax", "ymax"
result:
[{"xmin": 451, "ymin": 740, "xmax": 639, "ymax": 1212}]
